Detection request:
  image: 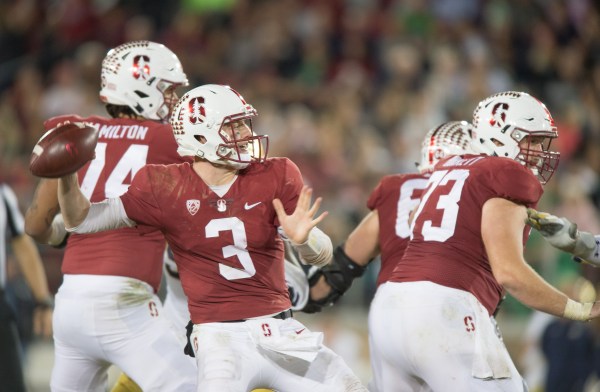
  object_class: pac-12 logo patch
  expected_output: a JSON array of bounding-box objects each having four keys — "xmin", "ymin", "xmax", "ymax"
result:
[{"xmin": 186, "ymin": 199, "xmax": 200, "ymax": 215}]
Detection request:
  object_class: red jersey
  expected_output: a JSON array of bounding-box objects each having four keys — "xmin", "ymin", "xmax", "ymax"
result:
[
  {"xmin": 44, "ymin": 115, "xmax": 186, "ymax": 291},
  {"xmin": 120, "ymin": 157, "xmax": 303, "ymax": 323},
  {"xmin": 367, "ymin": 173, "xmax": 429, "ymax": 286},
  {"xmin": 390, "ymin": 154, "xmax": 543, "ymax": 315}
]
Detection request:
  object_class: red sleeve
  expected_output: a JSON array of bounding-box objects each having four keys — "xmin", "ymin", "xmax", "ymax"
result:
[
  {"xmin": 274, "ymin": 158, "xmax": 304, "ymax": 225},
  {"xmin": 120, "ymin": 165, "xmax": 164, "ymax": 231},
  {"xmin": 481, "ymin": 159, "xmax": 542, "ymax": 207},
  {"xmin": 367, "ymin": 178, "xmax": 385, "ymax": 211}
]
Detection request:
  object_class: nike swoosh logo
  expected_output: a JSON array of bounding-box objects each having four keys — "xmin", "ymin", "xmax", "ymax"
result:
[
  {"xmin": 244, "ymin": 202, "xmax": 262, "ymax": 210},
  {"xmin": 295, "ymin": 328, "xmax": 305, "ymax": 335}
]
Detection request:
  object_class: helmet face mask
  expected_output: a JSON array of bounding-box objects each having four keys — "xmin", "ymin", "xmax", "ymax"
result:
[
  {"xmin": 100, "ymin": 41, "xmax": 188, "ymax": 122},
  {"xmin": 471, "ymin": 91, "xmax": 560, "ymax": 184},
  {"xmin": 417, "ymin": 121, "xmax": 474, "ymax": 173},
  {"xmin": 171, "ymin": 84, "xmax": 269, "ymax": 169}
]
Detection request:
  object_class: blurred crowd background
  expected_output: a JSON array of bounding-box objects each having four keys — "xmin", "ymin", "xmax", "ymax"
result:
[{"xmin": 2, "ymin": 0, "xmax": 600, "ymax": 390}]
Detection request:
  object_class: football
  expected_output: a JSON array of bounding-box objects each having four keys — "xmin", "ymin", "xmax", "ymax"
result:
[{"xmin": 29, "ymin": 122, "xmax": 98, "ymax": 178}]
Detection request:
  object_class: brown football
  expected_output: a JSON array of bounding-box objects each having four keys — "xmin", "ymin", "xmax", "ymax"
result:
[{"xmin": 29, "ymin": 122, "xmax": 98, "ymax": 178}]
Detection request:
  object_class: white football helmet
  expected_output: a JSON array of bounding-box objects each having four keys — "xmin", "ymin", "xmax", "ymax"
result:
[
  {"xmin": 170, "ymin": 84, "xmax": 268, "ymax": 169},
  {"xmin": 417, "ymin": 121, "xmax": 474, "ymax": 173},
  {"xmin": 99, "ymin": 41, "xmax": 188, "ymax": 122},
  {"xmin": 472, "ymin": 91, "xmax": 560, "ymax": 184}
]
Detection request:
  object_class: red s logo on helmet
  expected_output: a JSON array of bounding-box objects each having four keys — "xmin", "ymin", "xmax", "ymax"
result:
[
  {"xmin": 133, "ymin": 55, "xmax": 150, "ymax": 80},
  {"xmin": 188, "ymin": 97, "xmax": 206, "ymax": 124},
  {"xmin": 489, "ymin": 102, "xmax": 509, "ymax": 127}
]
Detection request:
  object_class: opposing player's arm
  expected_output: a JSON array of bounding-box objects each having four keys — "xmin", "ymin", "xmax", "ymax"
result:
[
  {"xmin": 482, "ymin": 197, "xmax": 600, "ymax": 320},
  {"xmin": 526, "ymin": 208, "xmax": 600, "ymax": 266},
  {"xmin": 25, "ymin": 179, "xmax": 69, "ymax": 247},
  {"xmin": 58, "ymin": 173, "xmax": 135, "ymax": 233}
]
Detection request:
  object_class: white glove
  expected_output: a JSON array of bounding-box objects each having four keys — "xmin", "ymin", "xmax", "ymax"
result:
[{"xmin": 526, "ymin": 208, "xmax": 600, "ymax": 266}]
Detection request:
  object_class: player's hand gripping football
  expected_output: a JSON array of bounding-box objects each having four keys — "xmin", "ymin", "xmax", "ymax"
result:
[
  {"xmin": 273, "ymin": 186, "xmax": 328, "ymax": 245},
  {"xmin": 526, "ymin": 208, "xmax": 598, "ymax": 266}
]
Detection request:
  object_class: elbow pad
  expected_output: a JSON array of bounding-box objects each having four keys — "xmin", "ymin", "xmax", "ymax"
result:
[{"xmin": 323, "ymin": 244, "xmax": 367, "ymax": 294}]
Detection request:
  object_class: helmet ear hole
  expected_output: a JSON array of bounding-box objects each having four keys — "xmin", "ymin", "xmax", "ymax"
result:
[
  {"xmin": 135, "ymin": 91, "xmax": 149, "ymax": 98},
  {"xmin": 194, "ymin": 135, "xmax": 207, "ymax": 144}
]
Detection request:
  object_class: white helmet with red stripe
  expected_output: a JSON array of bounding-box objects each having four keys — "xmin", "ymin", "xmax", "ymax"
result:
[
  {"xmin": 170, "ymin": 84, "xmax": 269, "ymax": 169},
  {"xmin": 417, "ymin": 121, "xmax": 474, "ymax": 173},
  {"xmin": 471, "ymin": 91, "xmax": 559, "ymax": 184},
  {"xmin": 99, "ymin": 41, "xmax": 188, "ymax": 122}
]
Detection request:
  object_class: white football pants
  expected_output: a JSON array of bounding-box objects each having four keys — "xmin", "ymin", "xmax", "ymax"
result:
[
  {"xmin": 51, "ymin": 275, "xmax": 196, "ymax": 392},
  {"xmin": 368, "ymin": 281, "xmax": 527, "ymax": 392},
  {"xmin": 190, "ymin": 317, "xmax": 368, "ymax": 392}
]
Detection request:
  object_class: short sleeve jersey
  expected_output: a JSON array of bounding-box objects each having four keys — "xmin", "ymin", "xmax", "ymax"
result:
[
  {"xmin": 44, "ymin": 115, "xmax": 187, "ymax": 291},
  {"xmin": 120, "ymin": 157, "xmax": 303, "ymax": 323},
  {"xmin": 391, "ymin": 154, "xmax": 543, "ymax": 315},
  {"xmin": 367, "ymin": 173, "xmax": 429, "ymax": 287}
]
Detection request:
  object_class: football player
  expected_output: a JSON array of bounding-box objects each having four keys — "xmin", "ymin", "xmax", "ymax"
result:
[
  {"xmin": 25, "ymin": 41, "xmax": 197, "ymax": 391},
  {"xmin": 306, "ymin": 121, "xmax": 475, "ymax": 309},
  {"xmin": 367, "ymin": 91, "xmax": 600, "ymax": 391},
  {"xmin": 303, "ymin": 121, "xmax": 474, "ymax": 389},
  {"xmin": 53, "ymin": 84, "xmax": 367, "ymax": 391}
]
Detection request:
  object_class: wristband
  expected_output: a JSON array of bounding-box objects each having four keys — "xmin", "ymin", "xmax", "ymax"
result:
[
  {"xmin": 35, "ymin": 296, "xmax": 54, "ymax": 310},
  {"xmin": 563, "ymin": 298, "xmax": 593, "ymax": 321}
]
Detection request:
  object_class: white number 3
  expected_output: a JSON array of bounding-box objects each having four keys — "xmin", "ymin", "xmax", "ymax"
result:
[{"xmin": 206, "ymin": 218, "xmax": 256, "ymax": 280}]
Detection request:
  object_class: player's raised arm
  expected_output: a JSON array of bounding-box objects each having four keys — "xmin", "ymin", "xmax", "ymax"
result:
[
  {"xmin": 57, "ymin": 173, "xmax": 135, "ymax": 233},
  {"xmin": 57, "ymin": 173, "xmax": 90, "ymax": 229}
]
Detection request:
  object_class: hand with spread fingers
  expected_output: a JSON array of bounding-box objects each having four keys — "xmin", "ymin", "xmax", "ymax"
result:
[
  {"xmin": 526, "ymin": 208, "xmax": 599, "ymax": 266},
  {"xmin": 273, "ymin": 185, "xmax": 328, "ymax": 245}
]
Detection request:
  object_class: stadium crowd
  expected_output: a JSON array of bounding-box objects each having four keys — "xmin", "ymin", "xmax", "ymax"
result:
[{"xmin": 1, "ymin": 0, "xmax": 600, "ymax": 390}]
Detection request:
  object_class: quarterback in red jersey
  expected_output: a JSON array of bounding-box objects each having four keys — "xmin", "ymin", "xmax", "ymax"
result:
[
  {"xmin": 26, "ymin": 41, "xmax": 196, "ymax": 391},
  {"xmin": 55, "ymin": 84, "xmax": 367, "ymax": 392},
  {"xmin": 369, "ymin": 91, "xmax": 600, "ymax": 392}
]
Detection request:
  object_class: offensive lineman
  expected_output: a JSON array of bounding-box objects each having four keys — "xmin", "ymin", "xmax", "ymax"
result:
[{"xmin": 369, "ymin": 91, "xmax": 600, "ymax": 391}]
